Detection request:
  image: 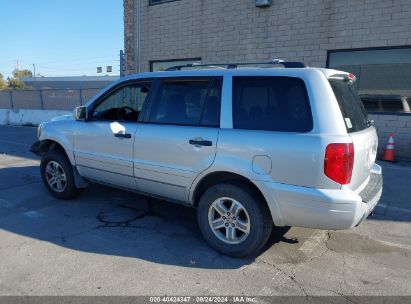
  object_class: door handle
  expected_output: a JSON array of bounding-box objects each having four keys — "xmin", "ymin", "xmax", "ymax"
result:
[
  {"xmin": 189, "ymin": 139, "xmax": 212, "ymax": 146},
  {"xmin": 114, "ymin": 132, "xmax": 131, "ymax": 139}
]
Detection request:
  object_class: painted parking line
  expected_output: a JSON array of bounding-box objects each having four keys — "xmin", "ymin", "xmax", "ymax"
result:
[{"xmin": 23, "ymin": 210, "xmax": 45, "ymax": 218}]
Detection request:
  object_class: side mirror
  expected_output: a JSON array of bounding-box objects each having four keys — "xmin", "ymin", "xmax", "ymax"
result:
[{"xmin": 74, "ymin": 106, "xmax": 87, "ymax": 121}]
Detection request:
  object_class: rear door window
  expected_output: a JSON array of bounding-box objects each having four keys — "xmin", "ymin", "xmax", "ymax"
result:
[
  {"xmin": 329, "ymin": 80, "xmax": 369, "ymax": 133},
  {"xmin": 232, "ymin": 76, "xmax": 313, "ymax": 132},
  {"xmin": 147, "ymin": 77, "xmax": 221, "ymax": 127}
]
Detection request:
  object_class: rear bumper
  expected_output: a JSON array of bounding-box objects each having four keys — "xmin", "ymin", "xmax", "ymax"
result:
[
  {"xmin": 258, "ymin": 166, "xmax": 383, "ymax": 230},
  {"xmin": 355, "ymin": 169, "xmax": 383, "ymax": 226}
]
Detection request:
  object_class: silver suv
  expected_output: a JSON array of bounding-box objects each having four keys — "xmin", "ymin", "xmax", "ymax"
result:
[{"xmin": 31, "ymin": 61, "xmax": 383, "ymax": 257}]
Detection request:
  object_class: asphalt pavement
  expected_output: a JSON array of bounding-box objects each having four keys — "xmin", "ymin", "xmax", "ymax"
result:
[{"xmin": 0, "ymin": 125, "xmax": 410, "ymax": 296}]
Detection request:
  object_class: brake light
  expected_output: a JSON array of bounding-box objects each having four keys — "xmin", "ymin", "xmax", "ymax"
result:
[
  {"xmin": 347, "ymin": 73, "xmax": 356, "ymax": 82},
  {"xmin": 324, "ymin": 143, "xmax": 354, "ymax": 185}
]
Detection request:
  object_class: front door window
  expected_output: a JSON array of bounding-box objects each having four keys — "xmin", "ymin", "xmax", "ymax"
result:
[{"xmin": 92, "ymin": 82, "xmax": 152, "ymax": 121}]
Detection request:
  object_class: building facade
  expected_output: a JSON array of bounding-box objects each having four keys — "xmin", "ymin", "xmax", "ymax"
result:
[{"xmin": 124, "ymin": 0, "xmax": 411, "ymax": 159}]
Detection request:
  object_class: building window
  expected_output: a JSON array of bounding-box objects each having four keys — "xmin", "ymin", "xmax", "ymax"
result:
[
  {"xmin": 327, "ymin": 47, "xmax": 411, "ymax": 114},
  {"xmin": 150, "ymin": 58, "xmax": 202, "ymax": 72},
  {"xmin": 149, "ymin": 0, "xmax": 181, "ymax": 5}
]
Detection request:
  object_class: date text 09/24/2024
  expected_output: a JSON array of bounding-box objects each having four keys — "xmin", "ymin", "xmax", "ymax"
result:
[{"xmin": 149, "ymin": 296, "xmax": 257, "ymax": 303}]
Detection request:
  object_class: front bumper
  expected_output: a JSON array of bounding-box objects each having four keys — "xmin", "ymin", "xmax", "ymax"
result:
[
  {"xmin": 30, "ymin": 140, "xmax": 41, "ymax": 155},
  {"xmin": 258, "ymin": 167, "xmax": 383, "ymax": 230}
]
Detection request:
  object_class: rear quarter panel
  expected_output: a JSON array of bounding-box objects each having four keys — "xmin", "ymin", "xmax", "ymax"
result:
[{"xmin": 211, "ymin": 69, "xmax": 351, "ymax": 189}]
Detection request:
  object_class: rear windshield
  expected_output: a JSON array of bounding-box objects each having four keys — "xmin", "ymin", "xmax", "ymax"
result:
[{"xmin": 329, "ymin": 79, "xmax": 369, "ymax": 133}]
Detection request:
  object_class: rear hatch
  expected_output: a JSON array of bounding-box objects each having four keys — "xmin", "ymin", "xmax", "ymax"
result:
[{"xmin": 328, "ymin": 74, "xmax": 378, "ymax": 191}]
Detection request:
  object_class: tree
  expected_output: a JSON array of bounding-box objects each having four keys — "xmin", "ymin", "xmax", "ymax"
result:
[
  {"xmin": 8, "ymin": 78, "xmax": 26, "ymax": 89},
  {"xmin": 0, "ymin": 73, "xmax": 7, "ymax": 89},
  {"xmin": 12, "ymin": 68, "xmax": 32, "ymax": 79},
  {"xmin": 6, "ymin": 68, "xmax": 33, "ymax": 89}
]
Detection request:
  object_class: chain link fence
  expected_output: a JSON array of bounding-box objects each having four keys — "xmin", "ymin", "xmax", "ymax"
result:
[{"xmin": 0, "ymin": 88, "xmax": 101, "ymax": 111}]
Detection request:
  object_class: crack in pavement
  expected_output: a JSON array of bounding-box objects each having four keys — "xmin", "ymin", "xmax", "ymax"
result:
[
  {"xmin": 93, "ymin": 202, "xmax": 201, "ymax": 242},
  {"xmin": 95, "ymin": 204, "xmax": 149, "ymax": 228},
  {"xmin": 256, "ymin": 258, "xmax": 307, "ymax": 295}
]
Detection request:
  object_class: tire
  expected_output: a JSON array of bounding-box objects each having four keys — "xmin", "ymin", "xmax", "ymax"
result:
[
  {"xmin": 40, "ymin": 150, "xmax": 82, "ymax": 200},
  {"xmin": 197, "ymin": 183, "xmax": 273, "ymax": 258}
]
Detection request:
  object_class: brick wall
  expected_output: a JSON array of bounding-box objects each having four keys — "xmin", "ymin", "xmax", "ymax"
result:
[
  {"xmin": 123, "ymin": 0, "xmax": 411, "ymax": 160},
  {"xmin": 124, "ymin": 0, "xmax": 137, "ymax": 75},
  {"xmin": 124, "ymin": 0, "xmax": 411, "ymax": 72},
  {"xmin": 369, "ymin": 114, "xmax": 411, "ymax": 161}
]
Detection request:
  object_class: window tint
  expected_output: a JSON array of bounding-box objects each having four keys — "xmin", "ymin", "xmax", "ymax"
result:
[
  {"xmin": 329, "ymin": 80, "xmax": 369, "ymax": 133},
  {"xmin": 233, "ymin": 76, "xmax": 313, "ymax": 132},
  {"xmin": 93, "ymin": 82, "xmax": 151, "ymax": 121},
  {"xmin": 148, "ymin": 78, "xmax": 221, "ymax": 127}
]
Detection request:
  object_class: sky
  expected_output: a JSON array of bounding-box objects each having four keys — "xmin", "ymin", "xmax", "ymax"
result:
[{"xmin": 0, "ymin": 0, "xmax": 123, "ymax": 78}]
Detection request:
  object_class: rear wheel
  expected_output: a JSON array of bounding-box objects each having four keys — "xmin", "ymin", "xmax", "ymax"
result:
[
  {"xmin": 197, "ymin": 183, "xmax": 273, "ymax": 257},
  {"xmin": 40, "ymin": 151, "xmax": 82, "ymax": 200}
]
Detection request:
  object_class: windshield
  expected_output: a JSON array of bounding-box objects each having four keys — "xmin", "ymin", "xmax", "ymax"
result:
[{"xmin": 329, "ymin": 79, "xmax": 369, "ymax": 133}]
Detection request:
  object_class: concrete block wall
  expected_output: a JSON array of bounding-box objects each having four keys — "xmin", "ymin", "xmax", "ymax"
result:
[
  {"xmin": 124, "ymin": 0, "xmax": 411, "ymax": 73},
  {"xmin": 81, "ymin": 89, "xmax": 101, "ymax": 104},
  {"xmin": 0, "ymin": 91, "xmax": 12, "ymax": 109},
  {"xmin": 0, "ymin": 88, "xmax": 102, "ymax": 126},
  {"xmin": 12, "ymin": 91, "xmax": 42, "ymax": 109},
  {"xmin": 41, "ymin": 90, "xmax": 81, "ymax": 110},
  {"xmin": 0, "ymin": 109, "xmax": 72, "ymax": 126},
  {"xmin": 369, "ymin": 114, "xmax": 411, "ymax": 161},
  {"xmin": 0, "ymin": 89, "xmax": 101, "ymax": 111}
]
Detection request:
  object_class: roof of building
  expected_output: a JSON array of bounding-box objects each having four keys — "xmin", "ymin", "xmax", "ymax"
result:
[{"xmin": 21, "ymin": 76, "xmax": 119, "ymax": 82}]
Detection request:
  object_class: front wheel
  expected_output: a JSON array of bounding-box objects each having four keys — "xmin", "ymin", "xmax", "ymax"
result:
[
  {"xmin": 40, "ymin": 151, "xmax": 82, "ymax": 200},
  {"xmin": 197, "ymin": 183, "xmax": 273, "ymax": 258}
]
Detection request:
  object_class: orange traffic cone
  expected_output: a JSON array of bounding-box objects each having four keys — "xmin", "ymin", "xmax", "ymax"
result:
[{"xmin": 382, "ymin": 133, "xmax": 396, "ymax": 162}]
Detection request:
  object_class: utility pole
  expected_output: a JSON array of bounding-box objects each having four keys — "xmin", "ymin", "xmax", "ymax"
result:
[
  {"xmin": 33, "ymin": 64, "xmax": 36, "ymax": 78},
  {"xmin": 120, "ymin": 50, "xmax": 124, "ymax": 77},
  {"xmin": 15, "ymin": 60, "xmax": 20, "ymax": 80}
]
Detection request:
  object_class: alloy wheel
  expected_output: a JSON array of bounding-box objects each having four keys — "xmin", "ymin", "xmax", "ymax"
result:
[{"xmin": 208, "ymin": 197, "xmax": 251, "ymax": 245}]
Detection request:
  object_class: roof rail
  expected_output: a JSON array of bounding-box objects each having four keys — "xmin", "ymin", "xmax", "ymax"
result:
[{"xmin": 165, "ymin": 59, "xmax": 307, "ymax": 71}]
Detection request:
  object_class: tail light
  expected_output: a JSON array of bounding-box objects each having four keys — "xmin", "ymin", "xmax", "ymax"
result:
[{"xmin": 324, "ymin": 143, "xmax": 354, "ymax": 185}]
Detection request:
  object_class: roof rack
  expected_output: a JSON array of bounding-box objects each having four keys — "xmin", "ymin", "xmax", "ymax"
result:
[{"xmin": 165, "ymin": 59, "xmax": 307, "ymax": 71}]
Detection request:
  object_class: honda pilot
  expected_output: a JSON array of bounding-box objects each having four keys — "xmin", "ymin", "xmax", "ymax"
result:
[{"xmin": 31, "ymin": 60, "xmax": 383, "ymax": 257}]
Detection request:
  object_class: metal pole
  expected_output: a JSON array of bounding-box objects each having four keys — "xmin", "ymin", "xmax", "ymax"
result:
[
  {"xmin": 120, "ymin": 50, "xmax": 124, "ymax": 77},
  {"xmin": 134, "ymin": 0, "xmax": 141, "ymax": 73},
  {"xmin": 16, "ymin": 60, "xmax": 20, "ymax": 80},
  {"xmin": 10, "ymin": 90, "xmax": 14, "ymax": 109},
  {"xmin": 33, "ymin": 64, "xmax": 36, "ymax": 78},
  {"xmin": 39, "ymin": 89, "xmax": 44, "ymax": 110}
]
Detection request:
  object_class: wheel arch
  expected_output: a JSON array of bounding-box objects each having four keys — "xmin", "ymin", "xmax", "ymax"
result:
[
  {"xmin": 33, "ymin": 138, "xmax": 75, "ymax": 165},
  {"xmin": 35, "ymin": 138, "xmax": 88, "ymax": 189},
  {"xmin": 191, "ymin": 171, "xmax": 280, "ymax": 226}
]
